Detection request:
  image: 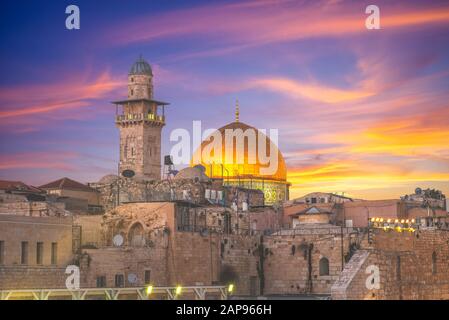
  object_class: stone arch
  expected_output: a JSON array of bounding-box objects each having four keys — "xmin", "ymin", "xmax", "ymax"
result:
[
  {"xmin": 128, "ymin": 221, "xmax": 146, "ymax": 247},
  {"xmin": 319, "ymin": 257, "xmax": 329, "ymax": 276}
]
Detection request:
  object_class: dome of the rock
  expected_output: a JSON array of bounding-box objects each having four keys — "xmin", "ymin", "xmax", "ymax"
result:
[{"xmin": 192, "ymin": 119, "xmax": 289, "ymax": 205}]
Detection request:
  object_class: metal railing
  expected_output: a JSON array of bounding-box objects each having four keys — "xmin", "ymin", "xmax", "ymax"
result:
[
  {"xmin": 0, "ymin": 285, "xmax": 228, "ymax": 300},
  {"xmin": 115, "ymin": 113, "xmax": 165, "ymax": 124}
]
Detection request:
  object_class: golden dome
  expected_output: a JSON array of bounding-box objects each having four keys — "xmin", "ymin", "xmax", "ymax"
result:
[{"xmin": 192, "ymin": 121, "xmax": 287, "ymax": 182}]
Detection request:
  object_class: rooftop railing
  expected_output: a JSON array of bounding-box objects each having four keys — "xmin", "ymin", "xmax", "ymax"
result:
[
  {"xmin": 0, "ymin": 285, "xmax": 228, "ymax": 300},
  {"xmin": 115, "ymin": 113, "xmax": 165, "ymax": 124}
]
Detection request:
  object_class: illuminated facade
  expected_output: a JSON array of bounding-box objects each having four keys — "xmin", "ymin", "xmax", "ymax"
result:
[{"xmin": 193, "ymin": 103, "xmax": 290, "ymax": 205}]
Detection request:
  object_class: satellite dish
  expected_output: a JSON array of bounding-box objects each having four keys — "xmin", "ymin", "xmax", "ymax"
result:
[
  {"xmin": 128, "ymin": 273, "xmax": 138, "ymax": 284},
  {"xmin": 112, "ymin": 234, "xmax": 124, "ymax": 247},
  {"xmin": 122, "ymin": 169, "xmax": 135, "ymax": 178}
]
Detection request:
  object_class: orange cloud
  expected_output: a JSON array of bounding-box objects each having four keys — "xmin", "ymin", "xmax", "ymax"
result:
[
  {"xmin": 0, "ymin": 72, "xmax": 124, "ymax": 119},
  {"xmin": 332, "ymin": 107, "xmax": 449, "ymax": 157},
  {"xmin": 284, "ymin": 108, "xmax": 449, "ymax": 200},
  {"xmin": 247, "ymin": 77, "xmax": 374, "ymax": 103},
  {"xmin": 0, "ymin": 152, "xmax": 78, "ymax": 171}
]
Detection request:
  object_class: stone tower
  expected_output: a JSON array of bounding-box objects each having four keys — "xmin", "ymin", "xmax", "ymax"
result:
[{"xmin": 112, "ymin": 56, "xmax": 169, "ymax": 180}]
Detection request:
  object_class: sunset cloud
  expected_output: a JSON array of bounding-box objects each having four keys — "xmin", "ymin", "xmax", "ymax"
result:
[
  {"xmin": 108, "ymin": 0, "xmax": 449, "ymax": 59},
  {"xmin": 1, "ymin": 0, "xmax": 448, "ymax": 199},
  {"xmin": 0, "ymin": 72, "xmax": 124, "ymax": 119},
  {"xmin": 0, "ymin": 152, "xmax": 78, "ymax": 171},
  {"xmin": 247, "ymin": 77, "xmax": 374, "ymax": 103}
]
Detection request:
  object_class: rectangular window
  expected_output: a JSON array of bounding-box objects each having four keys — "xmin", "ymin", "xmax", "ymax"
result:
[
  {"xmin": 115, "ymin": 274, "xmax": 124, "ymax": 288},
  {"xmin": 0, "ymin": 241, "xmax": 4, "ymax": 265},
  {"xmin": 96, "ymin": 276, "xmax": 107, "ymax": 288},
  {"xmin": 36, "ymin": 242, "xmax": 44, "ymax": 265},
  {"xmin": 51, "ymin": 242, "xmax": 58, "ymax": 265},
  {"xmin": 144, "ymin": 270, "xmax": 151, "ymax": 284},
  {"xmin": 21, "ymin": 241, "xmax": 28, "ymax": 265}
]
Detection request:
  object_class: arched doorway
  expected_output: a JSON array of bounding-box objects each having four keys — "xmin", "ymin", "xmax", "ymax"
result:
[
  {"xmin": 319, "ymin": 257, "xmax": 329, "ymax": 276},
  {"xmin": 128, "ymin": 222, "xmax": 146, "ymax": 247}
]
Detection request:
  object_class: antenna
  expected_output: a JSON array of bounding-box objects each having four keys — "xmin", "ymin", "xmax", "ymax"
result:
[{"xmin": 235, "ymin": 99, "xmax": 239, "ymax": 123}]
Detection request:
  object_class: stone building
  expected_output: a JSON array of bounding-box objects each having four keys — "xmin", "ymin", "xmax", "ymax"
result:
[
  {"xmin": 284, "ymin": 194, "xmax": 448, "ymax": 229},
  {"xmin": 401, "ymin": 187, "xmax": 446, "ymax": 210},
  {"xmin": 112, "ymin": 56, "xmax": 169, "ymax": 180},
  {"xmin": 74, "ymin": 201, "xmax": 262, "ymax": 295},
  {"xmin": 0, "ymin": 214, "xmax": 74, "ymax": 289},
  {"xmin": 0, "ymin": 180, "xmax": 70, "ymax": 217},
  {"xmin": 263, "ymin": 226, "xmax": 359, "ymax": 295},
  {"xmin": 331, "ymin": 216, "xmax": 449, "ymax": 300},
  {"xmin": 289, "ymin": 192, "xmax": 356, "ymax": 205},
  {"xmin": 39, "ymin": 177, "xmax": 101, "ymax": 214}
]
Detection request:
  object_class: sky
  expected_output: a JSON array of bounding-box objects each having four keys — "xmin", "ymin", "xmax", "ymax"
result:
[{"xmin": 0, "ymin": 0, "xmax": 448, "ymax": 200}]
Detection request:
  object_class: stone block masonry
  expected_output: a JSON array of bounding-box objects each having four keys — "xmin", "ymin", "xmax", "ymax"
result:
[{"xmin": 331, "ymin": 228, "xmax": 449, "ymax": 300}]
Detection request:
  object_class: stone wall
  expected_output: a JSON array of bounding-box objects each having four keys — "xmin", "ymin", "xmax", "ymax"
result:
[
  {"xmin": 220, "ymin": 235, "xmax": 261, "ymax": 295},
  {"xmin": 91, "ymin": 177, "xmax": 265, "ymax": 213},
  {"xmin": 0, "ymin": 215, "xmax": 73, "ymax": 267},
  {"xmin": 73, "ymin": 215, "xmax": 103, "ymax": 248},
  {"xmin": 263, "ymin": 226, "xmax": 359, "ymax": 295},
  {"xmin": 331, "ymin": 228, "xmax": 449, "ymax": 300},
  {"xmin": 0, "ymin": 215, "xmax": 74, "ymax": 290},
  {"xmin": 0, "ymin": 266, "xmax": 68, "ymax": 289},
  {"xmin": 0, "ymin": 194, "xmax": 68, "ymax": 217},
  {"xmin": 79, "ymin": 246, "xmax": 168, "ymax": 288},
  {"xmin": 82, "ymin": 201, "xmax": 262, "ymax": 295},
  {"xmin": 248, "ymin": 207, "xmax": 283, "ymax": 234}
]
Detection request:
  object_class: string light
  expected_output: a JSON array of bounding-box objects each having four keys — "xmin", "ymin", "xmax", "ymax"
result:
[{"xmin": 371, "ymin": 217, "xmax": 417, "ymax": 233}]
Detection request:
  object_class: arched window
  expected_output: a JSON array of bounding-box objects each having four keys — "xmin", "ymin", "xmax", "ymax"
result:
[
  {"xmin": 319, "ymin": 257, "xmax": 329, "ymax": 276},
  {"xmin": 432, "ymin": 251, "xmax": 437, "ymax": 274},
  {"xmin": 128, "ymin": 222, "xmax": 146, "ymax": 247}
]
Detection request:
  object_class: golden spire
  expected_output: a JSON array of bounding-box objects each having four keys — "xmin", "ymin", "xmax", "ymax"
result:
[{"xmin": 235, "ymin": 99, "xmax": 239, "ymax": 122}]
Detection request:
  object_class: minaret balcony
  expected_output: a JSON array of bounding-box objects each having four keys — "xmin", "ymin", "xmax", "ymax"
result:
[{"xmin": 115, "ymin": 113, "xmax": 165, "ymax": 124}]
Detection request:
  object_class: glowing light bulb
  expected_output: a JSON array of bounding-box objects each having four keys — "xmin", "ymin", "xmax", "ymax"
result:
[
  {"xmin": 146, "ymin": 285, "xmax": 153, "ymax": 295},
  {"xmin": 175, "ymin": 286, "xmax": 182, "ymax": 295}
]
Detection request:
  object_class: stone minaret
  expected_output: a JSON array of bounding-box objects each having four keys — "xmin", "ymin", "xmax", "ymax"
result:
[{"xmin": 112, "ymin": 56, "xmax": 169, "ymax": 180}]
